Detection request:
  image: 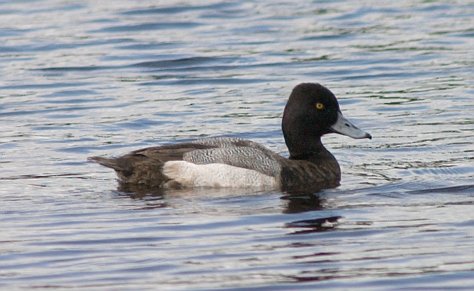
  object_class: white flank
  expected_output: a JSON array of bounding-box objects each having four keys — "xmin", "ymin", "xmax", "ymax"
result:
[{"xmin": 162, "ymin": 161, "xmax": 278, "ymax": 189}]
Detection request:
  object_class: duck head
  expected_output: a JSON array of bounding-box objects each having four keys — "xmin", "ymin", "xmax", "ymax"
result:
[{"xmin": 282, "ymin": 83, "xmax": 371, "ymax": 158}]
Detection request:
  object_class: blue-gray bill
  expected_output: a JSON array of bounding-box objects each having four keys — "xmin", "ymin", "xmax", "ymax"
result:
[{"xmin": 330, "ymin": 112, "xmax": 372, "ymax": 139}]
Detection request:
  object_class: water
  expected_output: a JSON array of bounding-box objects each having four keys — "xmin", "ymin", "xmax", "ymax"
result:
[{"xmin": 1, "ymin": 0, "xmax": 473, "ymax": 289}]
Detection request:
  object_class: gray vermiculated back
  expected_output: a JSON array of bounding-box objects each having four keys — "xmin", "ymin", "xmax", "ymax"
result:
[
  {"xmin": 191, "ymin": 137, "xmax": 261, "ymax": 148},
  {"xmin": 191, "ymin": 137, "xmax": 279, "ymax": 156},
  {"xmin": 185, "ymin": 138, "xmax": 282, "ymax": 177}
]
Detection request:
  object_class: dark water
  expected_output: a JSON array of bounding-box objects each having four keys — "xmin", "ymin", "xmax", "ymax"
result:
[{"xmin": 1, "ymin": 0, "xmax": 473, "ymax": 289}]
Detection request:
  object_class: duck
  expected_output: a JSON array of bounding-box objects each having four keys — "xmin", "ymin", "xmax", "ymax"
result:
[{"xmin": 89, "ymin": 83, "xmax": 371, "ymax": 193}]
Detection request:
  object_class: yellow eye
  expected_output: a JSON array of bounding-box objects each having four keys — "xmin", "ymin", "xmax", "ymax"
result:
[{"xmin": 315, "ymin": 102, "xmax": 325, "ymax": 110}]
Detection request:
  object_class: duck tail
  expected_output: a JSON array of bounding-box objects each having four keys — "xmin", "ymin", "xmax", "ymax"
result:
[{"xmin": 88, "ymin": 156, "xmax": 124, "ymax": 171}]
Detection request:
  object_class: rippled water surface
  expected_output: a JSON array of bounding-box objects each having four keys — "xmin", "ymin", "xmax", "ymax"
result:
[{"xmin": 1, "ymin": 0, "xmax": 473, "ymax": 289}]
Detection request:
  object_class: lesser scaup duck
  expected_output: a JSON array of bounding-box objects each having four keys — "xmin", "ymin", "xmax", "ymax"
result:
[{"xmin": 89, "ymin": 83, "xmax": 371, "ymax": 192}]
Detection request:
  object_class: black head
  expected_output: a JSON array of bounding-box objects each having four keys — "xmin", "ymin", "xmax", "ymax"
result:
[{"xmin": 282, "ymin": 83, "xmax": 371, "ymax": 158}]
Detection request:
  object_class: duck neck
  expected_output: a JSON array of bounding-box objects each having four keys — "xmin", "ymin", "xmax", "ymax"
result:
[
  {"xmin": 285, "ymin": 137, "xmax": 341, "ymax": 182},
  {"xmin": 286, "ymin": 138, "xmax": 332, "ymax": 161}
]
